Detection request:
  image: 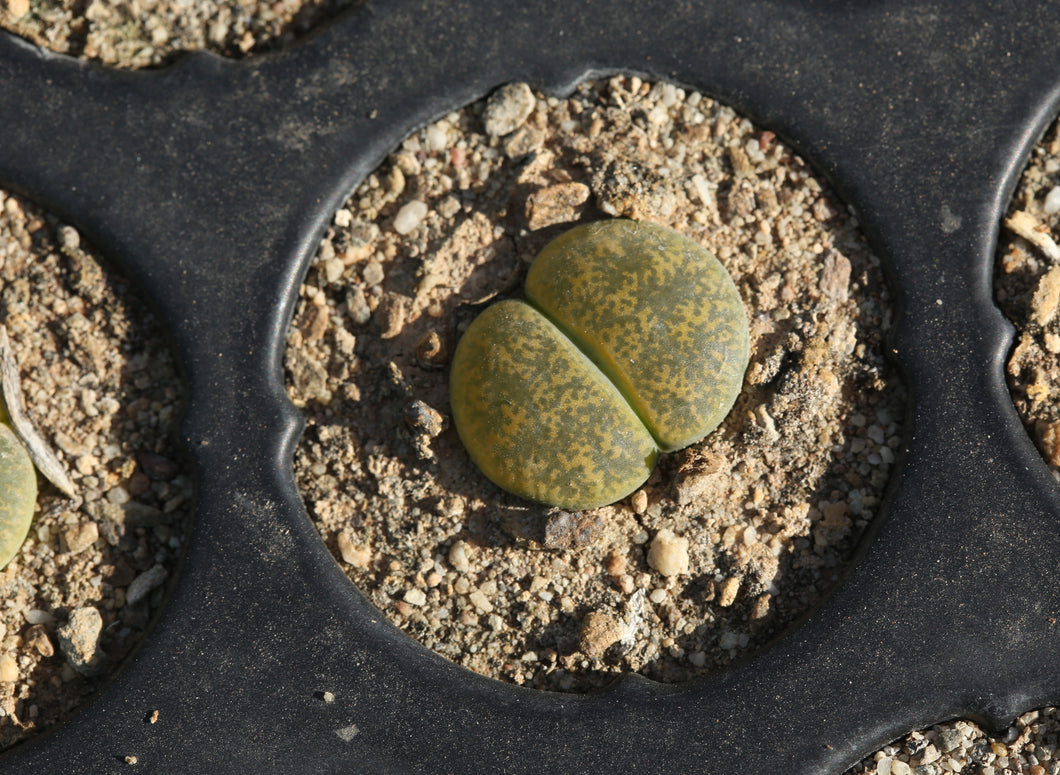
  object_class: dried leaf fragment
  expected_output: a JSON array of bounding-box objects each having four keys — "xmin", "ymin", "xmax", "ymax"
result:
[
  {"xmin": 1005, "ymin": 210, "xmax": 1060, "ymax": 263},
  {"xmin": 0, "ymin": 325, "xmax": 77, "ymax": 498}
]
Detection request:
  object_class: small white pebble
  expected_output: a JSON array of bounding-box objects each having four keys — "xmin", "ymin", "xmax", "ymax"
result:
[
  {"xmin": 323, "ymin": 258, "xmax": 345, "ymax": 284},
  {"xmin": 362, "ymin": 260, "xmax": 385, "ymax": 287},
  {"xmin": 1045, "ymin": 185, "xmax": 1060, "ymax": 215},
  {"xmin": 448, "ymin": 541, "xmax": 470, "ymax": 572},
  {"xmin": 393, "ymin": 200, "xmax": 428, "ymax": 235},
  {"xmin": 649, "ymin": 588, "xmax": 668, "ymax": 604},
  {"xmin": 646, "ymin": 528, "xmax": 689, "ymax": 576},
  {"xmin": 57, "ymin": 224, "xmax": 80, "ymax": 251},
  {"xmin": 648, "ymin": 105, "xmax": 669, "ymax": 126},
  {"xmin": 718, "ymin": 630, "xmax": 741, "ymax": 649},
  {"xmin": 469, "ymin": 589, "xmax": 494, "ymax": 613},
  {"xmin": 403, "ymin": 588, "xmax": 427, "ymax": 607},
  {"xmin": 691, "ymin": 174, "xmax": 713, "ymax": 208},
  {"xmin": 335, "ymin": 724, "xmax": 359, "ymax": 742},
  {"xmin": 106, "ymin": 486, "xmax": 130, "ymax": 505},
  {"xmin": 425, "ymin": 124, "xmax": 449, "ymax": 151},
  {"xmin": 483, "ymin": 83, "xmax": 536, "ymax": 136}
]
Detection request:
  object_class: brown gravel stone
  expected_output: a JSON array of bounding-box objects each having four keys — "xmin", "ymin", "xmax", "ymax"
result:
[
  {"xmin": 819, "ymin": 249, "xmax": 852, "ymax": 303},
  {"xmin": 525, "ymin": 182, "xmax": 591, "ymax": 230},
  {"xmin": 24, "ymin": 624, "xmax": 54, "ymax": 657},
  {"xmin": 56, "ymin": 607, "xmax": 106, "ymax": 677},
  {"xmin": 579, "ymin": 611, "xmax": 624, "ymax": 658},
  {"xmin": 60, "ymin": 522, "xmax": 99, "ymax": 555},
  {"xmin": 1032, "ymin": 264, "xmax": 1060, "ymax": 326},
  {"xmin": 717, "ymin": 576, "xmax": 741, "ymax": 607},
  {"xmin": 336, "ymin": 531, "xmax": 371, "ymax": 568},
  {"xmin": 1038, "ymin": 420, "xmax": 1060, "ymax": 466}
]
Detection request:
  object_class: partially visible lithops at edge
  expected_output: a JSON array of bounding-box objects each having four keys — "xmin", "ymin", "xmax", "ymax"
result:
[
  {"xmin": 450, "ymin": 219, "xmax": 750, "ymax": 510},
  {"xmin": 0, "ymin": 417, "xmax": 35, "ymax": 571},
  {"xmin": 0, "ymin": 324, "xmax": 77, "ymax": 570}
]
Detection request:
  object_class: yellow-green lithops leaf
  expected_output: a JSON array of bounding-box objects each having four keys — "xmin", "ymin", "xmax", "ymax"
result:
[
  {"xmin": 526, "ymin": 220, "xmax": 749, "ymax": 451},
  {"xmin": 450, "ymin": 300, "xmax": 658, "ymax": 510},
  {"xmin": 450, "ymin": 219, "xmax": 749, "ymax": 509},
  {"xmin": 0, "ymin": 422, "xmax": 37, "ymax": 570}
]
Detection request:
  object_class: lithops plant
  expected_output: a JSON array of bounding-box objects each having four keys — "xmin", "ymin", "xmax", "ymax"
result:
[
  {"xmin": 0, "ymin": 412, "xmax": 36, "ymax": 570},
  {"xmin": 450, "ymin": 219, "xmax": 749, "ymax": 510},
  {"xmin": 0, "ymin": 325, "xmax": 77, "ymax": 570}
]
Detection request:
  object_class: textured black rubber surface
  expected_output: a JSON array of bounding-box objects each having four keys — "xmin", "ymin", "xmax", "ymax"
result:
[{"xmin": 1, "ymin": 1, "xmax": 1059, "ymax": 772}]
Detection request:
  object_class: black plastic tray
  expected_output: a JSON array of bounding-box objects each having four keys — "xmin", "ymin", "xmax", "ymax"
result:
[{"xmin": 2, "ymin": 1, "xmax": 1059, "ymax": 772}]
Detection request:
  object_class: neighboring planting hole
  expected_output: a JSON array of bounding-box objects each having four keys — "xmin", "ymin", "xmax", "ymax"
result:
[
  {"xmin": 997, "ymin": 119, "xmax": 1060, "ymax": 478},
  {"xmin": 0, "ymin": 191, "xmax": 191, "ymax": 749},
  {"xmin": 0, "ymin": 0, "xmax": 357, "ymax": 69}
]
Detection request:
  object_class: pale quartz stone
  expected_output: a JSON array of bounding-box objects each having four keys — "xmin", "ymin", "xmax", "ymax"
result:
[
  {"xmin": 646, "ymin": 528, "xmax": 689, "ymax": 576},
  {"xmin": 403, "ymin": 589, "xmax": 427, "ymax": 607},
  {"xmin": 448, "ymin": 541, "xmax": 470, "ymax": 572},
  {"xmin": 392, "ymin": 200, "xmax": 428, "ymax": 235}
]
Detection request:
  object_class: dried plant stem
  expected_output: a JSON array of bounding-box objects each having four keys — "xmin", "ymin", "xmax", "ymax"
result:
[
  {"xmin": 1004, "ymin": 210, "xmax": 1060, "ymax": 263},
  {"xmin": 0, "ymin": 325, "xmax": 78, "ymax": 498}
]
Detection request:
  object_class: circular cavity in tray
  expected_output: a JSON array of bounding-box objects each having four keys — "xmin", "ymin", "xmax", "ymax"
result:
[
  {"xmin": 285, "ymin": 74, "xmax": 905, "ymax": 693},
  {"xmin": 0, "ymin": 190, "xmax": 191, "ymax": 750}
]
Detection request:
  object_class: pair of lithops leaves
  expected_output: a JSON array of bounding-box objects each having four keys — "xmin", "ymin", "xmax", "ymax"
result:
[
  {"xmin": 0, "ymin": 326, "xmax": 76, "ymax": 570},
  {"xmin": 450, "ymin": 219, "xmax": 750, "ymax": 510}
]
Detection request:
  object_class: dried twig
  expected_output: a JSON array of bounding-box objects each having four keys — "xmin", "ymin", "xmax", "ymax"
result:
[
  {"xmin": 0, "ymin": 325, "xmax": 78, "ymax": 498},
  {"xmin": 1005, "ymin": 210, "xmax": 1060, "ymax": 263}
]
